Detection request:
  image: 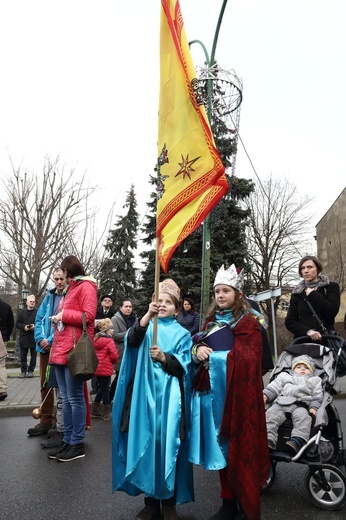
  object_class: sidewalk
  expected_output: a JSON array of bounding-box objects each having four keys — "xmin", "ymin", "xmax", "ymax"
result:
[
  {"xmin": 0, "ymin": 366, "xmax": 43, "ymax": 417},
  {"xmin": 0, "ymin": 363, "xmax": 93, "ymax": 418}
]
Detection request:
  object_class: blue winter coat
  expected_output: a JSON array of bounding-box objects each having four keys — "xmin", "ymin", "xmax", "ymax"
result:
[{"xmin": 34, "ymin": 289, "xmax": 63, "ymax": 353}]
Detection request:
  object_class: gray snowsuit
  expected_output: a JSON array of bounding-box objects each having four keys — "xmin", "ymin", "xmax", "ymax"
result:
[{"xmin": 263, "ymin": 371, "xmax": 323, "ymax": 445}]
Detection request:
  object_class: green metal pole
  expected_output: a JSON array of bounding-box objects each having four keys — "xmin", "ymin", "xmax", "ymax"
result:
[{"xmin": 197, "ymin": 0, "xmax": 229, "ymax": 325}]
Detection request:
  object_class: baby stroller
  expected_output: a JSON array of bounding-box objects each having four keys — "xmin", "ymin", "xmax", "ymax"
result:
[{"xmin": 262, "ymin": 334, "xmax": 346, "ymax": 510}]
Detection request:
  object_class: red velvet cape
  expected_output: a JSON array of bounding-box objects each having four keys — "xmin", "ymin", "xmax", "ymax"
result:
[{"xmin": 218, "ymin": 314, "xmax": 270, "ymax": 519}]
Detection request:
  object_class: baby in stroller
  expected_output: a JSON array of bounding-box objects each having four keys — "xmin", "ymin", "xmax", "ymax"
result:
[
  {"xmin": 263, "ymin": 354, "xmax": 323, "ymax": 454},
  {"xmin": 262, "ymin": 336, "xmax": 346, "ymax": 511}
]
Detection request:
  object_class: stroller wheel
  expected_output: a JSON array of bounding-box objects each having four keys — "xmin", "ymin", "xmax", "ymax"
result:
[
  {"xmin": 261, "ymin": 459, "xmax": 276, "ymax": 494},
  {"xmin": 305, "ymin": 464, "xmax": 346, "ymax": 510}
]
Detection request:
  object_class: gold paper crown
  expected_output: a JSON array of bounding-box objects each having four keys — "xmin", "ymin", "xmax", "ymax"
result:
[
  {"xmin": 213, "ymin": 264, "xmax": 244, "ymax": 291},
  {"xmin": 159, "ymin": 278, "xmax": 180, "ymax": 301}
]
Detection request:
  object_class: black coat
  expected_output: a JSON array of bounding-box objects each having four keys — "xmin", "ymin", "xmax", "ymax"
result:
[
  {"xmin": 0, "ymin": 299, "xmax": 14, "ymax": 342},
  {"xmin": 16, "ymin": 308, "xmax": 37, "ymax": 349},
  {"xmin": 95, "ymin": 305, "xmax": 116, "ymax": 320},
  {"xmin": 176, "ymin": 311, "xmax": 200, "ymax": 336},
  {"xmin": 285, "ymin": 281, "xmax": 340, "ymax": 339}
]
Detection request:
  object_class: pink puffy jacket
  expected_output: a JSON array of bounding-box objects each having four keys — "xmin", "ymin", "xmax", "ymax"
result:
[
  {"xmin": 49, "ymin": 277, "xmax": 98, "ymax": 366},
  {"xmin": 94, "ymin": 335, "xmax": 119, "ymax": 377}
]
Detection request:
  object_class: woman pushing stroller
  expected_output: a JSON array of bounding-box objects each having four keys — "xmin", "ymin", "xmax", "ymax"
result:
[{"xmin": 285, "ymin": 255, "xmax": 340, "ymax": 341}]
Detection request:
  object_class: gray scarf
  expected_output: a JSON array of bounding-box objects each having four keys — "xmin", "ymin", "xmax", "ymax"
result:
[{"xmin": 292, "ymin": 273, "xmax": 330, "ymax": 295}]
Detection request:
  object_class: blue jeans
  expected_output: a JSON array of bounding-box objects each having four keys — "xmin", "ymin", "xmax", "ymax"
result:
[{"xmin": 54, "ymin": 365, "xmax": 86, "ymax": 445}]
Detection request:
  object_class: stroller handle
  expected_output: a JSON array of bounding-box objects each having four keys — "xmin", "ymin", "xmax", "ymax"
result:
[{"xmin": 291, "ymin": 335, "xmax": 345, "ymax": 349}]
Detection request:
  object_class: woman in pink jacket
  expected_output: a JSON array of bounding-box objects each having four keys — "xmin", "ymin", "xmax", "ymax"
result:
[
  {"xmin": 48, "ymin": 255, "xmax": 98, "ymax": 462},
  {"xmin": 91, "ymin": 318, "xmax": 119, "ymax": 421}
]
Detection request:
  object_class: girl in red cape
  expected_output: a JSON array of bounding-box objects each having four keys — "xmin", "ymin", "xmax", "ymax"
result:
[{"xmin": 190, "ymin": 264, "xmax": 270, "ymax": 519}]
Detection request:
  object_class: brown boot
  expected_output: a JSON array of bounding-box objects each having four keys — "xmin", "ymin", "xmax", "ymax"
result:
[
  {"xmin": 135, "ymin": 504, "xmax": 160, "ymax": 520},
  {"xmin": 162, "ymin": 505, "xmax": 179, "ymax": 520},
  {"xmin": 101, "ymin": 404, "xmax": 110, "ymax": 421},
  {"xmin": 90, "ymin": 402, "xmax": 102, "ymax": 418}
]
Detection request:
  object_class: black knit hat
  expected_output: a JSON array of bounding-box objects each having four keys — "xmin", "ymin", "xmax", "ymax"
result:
[{"xmin": 100, "ymin": 294, "xmax": 114, "ymax": 302}]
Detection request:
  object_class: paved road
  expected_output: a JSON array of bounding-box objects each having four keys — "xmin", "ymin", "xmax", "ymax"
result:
[{"xmin": 1, "ymin": 369, "xmax": 346, "ymax": 519}]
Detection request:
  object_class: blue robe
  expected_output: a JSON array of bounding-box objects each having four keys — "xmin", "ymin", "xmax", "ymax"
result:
[
  {"xmin": 112, "ymin": 316, "xmax": 194, "ymax": 504},
  {"xmin": 189, "ymin": 352, "xmax": 229, "ymax": 469}
]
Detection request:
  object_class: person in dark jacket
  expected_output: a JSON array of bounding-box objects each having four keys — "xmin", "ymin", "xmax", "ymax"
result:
[
  {"xmin": 109, "ymin": 299, "xmax": 136, "ymax": 401},
  {"xmin": 285, "ymin": 255, "xmax": 340, "ymax": 341},
  {"xmin": 0, "ymin": 298, "xmax": 14, "ymax": 342},
  {"xmin": 176, "ymin": 297, "xmax": 200, "ymax": 336},
  {"xmin": 0, "ymin": 297, "xmax": 14, "ymax": 401},
  {"xmin": 16, "ymin": 294, "xmax": 37, "ymax": 378},
  {"xmin": 95, "ymin": 294, "xmax": 116, "ymax": 320}
]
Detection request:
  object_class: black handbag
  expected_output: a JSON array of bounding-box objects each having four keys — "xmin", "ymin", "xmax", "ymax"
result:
[
  {"xmin": 305, "ymin": 299, "xmax": 346, "ymax": 377},
  {"xmin": 67, "ymin": 312, "xmax": 99, "ymax": 380}
]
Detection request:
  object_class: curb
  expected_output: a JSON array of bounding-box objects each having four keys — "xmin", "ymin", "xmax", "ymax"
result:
[{"xmin": 0, "ymin": 405, "xmax": 34, "ymax": 418}]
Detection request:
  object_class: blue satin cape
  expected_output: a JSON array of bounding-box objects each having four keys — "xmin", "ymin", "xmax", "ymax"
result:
[
  {"xmin": 112, "ymin": 316, "xmax": 194, "ymax": 504},
  {"xmin": 189, "ymin": 352, "xmax": 229, "ymax": 469}
]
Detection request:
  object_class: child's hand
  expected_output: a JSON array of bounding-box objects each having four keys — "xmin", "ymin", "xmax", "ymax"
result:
[
  {"xmin": 309, "ymin": 408, "xmax": 317, "ymax": 416},
  {"xmin": 150, "ymin": 345, "xmax": 166, "ymax": 364},
  {"xmin": 263, "ymin": 394, "xmax": 267, "ymax": 403},
  {"xmin": 148, "ymin": 301, "xmax": 159, "ymax": 317},
  {"xmin": 140, "ymin": 300, "xmax": 159, "ymax": 327},
  {"xmin": 196, "ymin": 345, "xmax": 212, "ymax": 362}
]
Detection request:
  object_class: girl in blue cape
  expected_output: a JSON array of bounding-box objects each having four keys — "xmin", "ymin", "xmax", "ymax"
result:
[{"xmin": 112, "ymin": 279, "xmax": 194, "ymax": 520}]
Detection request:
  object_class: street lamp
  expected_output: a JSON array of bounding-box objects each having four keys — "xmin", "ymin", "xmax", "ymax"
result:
[
  {"xmin": 188, "ymin": 0, "xmax": 242, "ymax": 324},
  {"xmin": 19, "ymin": 287, "xmax": 29, "ymax": 310}
]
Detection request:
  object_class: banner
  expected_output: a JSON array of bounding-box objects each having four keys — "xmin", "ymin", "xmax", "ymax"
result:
[{"xmin": 157, "ymin": 0, "xmax": 228, "ymax": 273}]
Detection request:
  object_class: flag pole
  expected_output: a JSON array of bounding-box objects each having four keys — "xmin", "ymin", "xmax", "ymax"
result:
[
  {"xmin": 153, "ymin": 236, "xmax": 160, "ymax": 346},
  {"xmin": 153, "ymin": 147, "xmax": 165, "ymax": 345},
  {"xmin": 189, "ymin": 0, "xmax": 229, "ymax": 325}
]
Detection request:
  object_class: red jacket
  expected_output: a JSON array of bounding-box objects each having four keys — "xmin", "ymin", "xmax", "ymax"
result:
[
  {"xmin": 94, "ymin": 335, "xmax": 119, "ymax": 377},
  {"xmin": 49, "ymin": 277, "xmax": 98, "ymax": 366}
]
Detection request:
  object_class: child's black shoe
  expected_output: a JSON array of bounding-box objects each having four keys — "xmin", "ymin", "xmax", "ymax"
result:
[{"xmin": 284, "ymin": 436, "xmax": 306, "ymax": 455}]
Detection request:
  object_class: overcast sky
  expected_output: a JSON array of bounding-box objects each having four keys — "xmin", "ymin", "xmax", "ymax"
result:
[{"xmin": 1, "ymin": 0, "xmax": 345, "ymax": 253}]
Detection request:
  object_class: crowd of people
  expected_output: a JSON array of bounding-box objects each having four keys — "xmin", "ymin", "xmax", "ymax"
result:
[{"xmin": 0, "ymin": 253, "xmax": 344, "ymax": 519}]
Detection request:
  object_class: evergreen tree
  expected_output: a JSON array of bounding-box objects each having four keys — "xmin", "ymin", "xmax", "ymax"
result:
[
  {"xmin": 137, "ymin": 172, "xmax": 254, "ymax": 315},
  {"xmin": 99, "ymin": 184, "xmax": 139, "ymax": 302}
]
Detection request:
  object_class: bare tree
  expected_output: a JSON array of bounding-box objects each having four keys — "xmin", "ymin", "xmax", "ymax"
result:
[
  {"xmin": 244, "ymin": 175, "xmax": 314, "ymax": 344},
  {"xmin": 0, "ymin": 156, "xmax": 109, "ymax": 304}
]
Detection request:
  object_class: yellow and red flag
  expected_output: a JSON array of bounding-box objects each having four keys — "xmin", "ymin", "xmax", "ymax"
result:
[{"xmin": 157, "ymin": 0, "xmax": 228, "ymax": 273}]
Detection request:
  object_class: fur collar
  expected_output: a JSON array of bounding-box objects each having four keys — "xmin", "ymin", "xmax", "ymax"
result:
[{"xmin": 292, "ymin": 273, "xmax": 330, "ymax": 294}]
